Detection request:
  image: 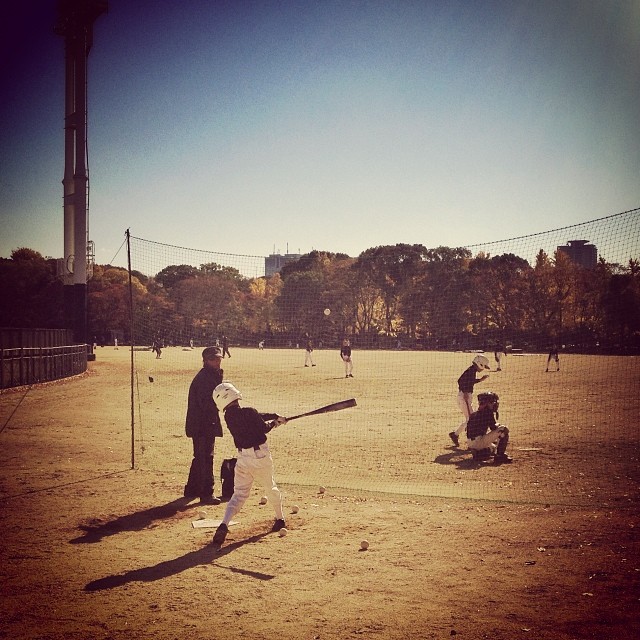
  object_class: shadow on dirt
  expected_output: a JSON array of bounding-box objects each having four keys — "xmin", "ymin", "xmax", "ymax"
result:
[
  {"xmin": 433, "ymin": 449, "xmax": 494, "ymax": 470},
  {"xmin": 70, "ymin": 497, "xmax": 197, "ymax": 544},
  {"xmin": 84, "ymin": 533, "xmax": 273, "ymax": 591}
]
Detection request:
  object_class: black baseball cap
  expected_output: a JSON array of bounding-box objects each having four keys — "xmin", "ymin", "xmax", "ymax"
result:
[{"xmin": 202, "ymin": 346, "xmax": 223, "ymax": 360}]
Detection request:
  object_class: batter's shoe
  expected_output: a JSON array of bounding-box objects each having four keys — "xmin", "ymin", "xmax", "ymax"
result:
[
  {"xmin": 493, "ymin": 454, "xmax": 513, "ymax": 465},
  {"xmin": 212, "ymin": 523, "xmax": 228, "ymax": 547},
  {"xmin": 272, "ymin": 519, "xmax": 286, "ymax": 532},
  {"xmin": 449, "ymin": 432, "xmax": 459, "ymax": 447}
]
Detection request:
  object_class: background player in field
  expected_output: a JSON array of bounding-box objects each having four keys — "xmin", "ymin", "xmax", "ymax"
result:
[
  {"xmin": 183, "ymin": 346, "xmax": 224, "ymax": 504},
  {"xmin": 340, "ymin": 338, "xmax": 354, "ymax": 377},
  {"xmin": 546, "ymin": 345, "xmax": 560, "ymax": 371},
  {"xmin": 494, "ymin": 343, "xmax": 506, "ymax": 371},
  {"xmin": 221, "ymin": 335, "xmax": 231, "ymax": 358},
  {"xmin": 449, "ymin": 354, "xmax": 490, "ymax": 447},
  {"xmin": 304, "ymin": 335, "xmax": 316, "ymax": 367},
  {"xmin": 466, "ymin": 391, "xmax": 512, "ymax": 464},
  {"xmin": 211, "ymin": 382, "xmax": 287, "ymax": 548}
]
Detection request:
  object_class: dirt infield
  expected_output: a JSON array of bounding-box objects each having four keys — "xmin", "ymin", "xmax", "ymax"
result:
[{"xmin": 1, "ymin": 349, "xmax": 639, "ymax": 639}]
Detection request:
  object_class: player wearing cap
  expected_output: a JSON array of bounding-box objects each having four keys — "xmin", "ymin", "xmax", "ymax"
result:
[
  {"xmin": 449, "ymin": 355, "xmax": 491, "ymax": 447},
  {"xmin": 466, "ymin": 391, "xmax": 512, "ymax": 464},
  {"xmin": 340, "ymin": 338, "xmax": 354, "ymax": 378},
  {"xmin": 211, "ymin": 382, "xmax": 287, "ymax": 548},
  {"xmin": 183, "ymin": 346, "xmax": 224, "ymax": 505}
]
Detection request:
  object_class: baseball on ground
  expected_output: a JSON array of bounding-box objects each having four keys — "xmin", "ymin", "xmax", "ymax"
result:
[
  {"xmin": 259, "ymin": 496, "xmax": 268, "ymax": 505},
  {"xmin": 324, "ymin": 308, "xmax": 331, "ymax": 316},
  {"xmin": 319, "ymin": 486, "xmax": 326, "ymax": 494},
  {"xmin": 197, "ymin": 510, "xmax": 207, "ymax": 520},
  {"xmin": 360, "ymin": 540, "xmax": 369, "ymax": 550},
  {"xmin": 279, "ymin": 528, "xmax": 288, "ymax": 537},
  {"xmin": 291, "ymin": 505, "xmax": 299, "ymax": 514}
]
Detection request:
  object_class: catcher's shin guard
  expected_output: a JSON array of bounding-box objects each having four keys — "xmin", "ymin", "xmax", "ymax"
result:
[{"xmin": 496, "ymin": 427, "xmax": 510, "ymax": 456}]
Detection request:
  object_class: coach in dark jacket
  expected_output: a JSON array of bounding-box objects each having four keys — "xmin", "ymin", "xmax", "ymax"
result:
[{"xmin": 184, "ymin": 346, "xmax": 224, "ymax": 504}]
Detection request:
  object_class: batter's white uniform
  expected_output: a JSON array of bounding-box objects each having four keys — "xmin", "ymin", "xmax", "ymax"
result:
[
  {"xmin": 454, "ymin": 391, "xmax": 474, "ymax": 437},
  {"xmin": 222, "ymin": 443, "xmax": 284, "ymax": 524}
]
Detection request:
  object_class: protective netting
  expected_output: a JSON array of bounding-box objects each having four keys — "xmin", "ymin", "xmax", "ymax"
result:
[{"xmin": 126, "ymin": 209, "xmax": 640, "ymax": 505}]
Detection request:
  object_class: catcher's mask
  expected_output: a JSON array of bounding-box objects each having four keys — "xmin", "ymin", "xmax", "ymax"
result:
[{"xmin": 477, "ymin": 391, "xmax": 499, "ymax": 406}]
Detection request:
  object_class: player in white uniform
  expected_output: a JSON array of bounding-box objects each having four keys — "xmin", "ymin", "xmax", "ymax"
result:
[
  {"xmin": 340, "ymin": 338, "xmax": 353, "ymax": 377},
  {"xmin": 494, "ymin": 344, "xmax": 506, "ymax": 371},
  {"xmin": 449, "ymin": 355, "xmax": 490, "ymax": 447},
  {"xmin": 211, "ymin": 382, "xmax": 287, "ymax": 549}
]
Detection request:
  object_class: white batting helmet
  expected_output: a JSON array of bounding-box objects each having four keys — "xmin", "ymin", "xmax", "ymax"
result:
[
  {"xmin": 213, "ymin": 382, "xmax": 242, "ymax": 410},
  {"xmin": 472, "ymin": 354, "xmax": 491, "ymax": 370}
]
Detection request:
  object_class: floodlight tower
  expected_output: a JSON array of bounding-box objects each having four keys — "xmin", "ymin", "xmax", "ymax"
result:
[{"xmin": 54, "ymin": 0, "xmax": 107, "ymax": 347}]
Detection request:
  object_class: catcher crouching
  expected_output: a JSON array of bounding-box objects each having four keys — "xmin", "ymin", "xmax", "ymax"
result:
[{"xmin": 466, "ymin": 391, "xmax": 513, "ymax": 464}]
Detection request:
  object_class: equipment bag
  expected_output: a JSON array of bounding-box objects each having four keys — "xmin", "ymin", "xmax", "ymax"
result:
[{"xmin": 220, "ymin": 458, "xmax": 237, "ymax": 501}]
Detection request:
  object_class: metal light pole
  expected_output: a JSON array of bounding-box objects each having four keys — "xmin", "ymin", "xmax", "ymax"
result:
[{"xmin": 54, "ymin": 0, "xmax": 107, "ymax": 349}]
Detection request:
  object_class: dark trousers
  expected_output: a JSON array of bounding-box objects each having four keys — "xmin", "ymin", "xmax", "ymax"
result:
[{"xmin": 184, "ymin": 433, "xmax": 216, "ymax": 499}]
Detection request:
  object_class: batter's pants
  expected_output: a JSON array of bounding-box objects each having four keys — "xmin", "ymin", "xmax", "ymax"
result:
[
  {"xmin": 454, "ymin": 391, "xmax": 474, "ymax": 437},
  {"xmin": 221, "ymin": 443, "xmax": 284, "ymax": 525}
]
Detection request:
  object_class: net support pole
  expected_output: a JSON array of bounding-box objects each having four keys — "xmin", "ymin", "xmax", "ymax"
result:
[{"xmin": 126, "ymin": 229, "xmax": 135, "ymax": 469}]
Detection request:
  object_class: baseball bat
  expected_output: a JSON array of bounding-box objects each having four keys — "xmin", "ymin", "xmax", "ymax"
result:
[{"xmin": 286, "ymin": 398, "xmax": 357, "ymax": 422}]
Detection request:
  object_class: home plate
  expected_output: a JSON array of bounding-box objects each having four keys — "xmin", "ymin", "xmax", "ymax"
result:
[
  {"xmin": 192, "ymin": 519, "xmax": 238, "ymax": 529},
  {"xmin": 516, "ymin": 447, "xmax": 543, "ymax": 451}
]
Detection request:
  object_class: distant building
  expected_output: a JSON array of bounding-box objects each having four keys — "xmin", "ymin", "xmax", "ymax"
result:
[
  {"xmin": 265, "ymin": 252, "xmax": 301, "ymax": 277},
  {"xmin": 557, "ymin": 240, "xmax": 597, "ymax": 269}
]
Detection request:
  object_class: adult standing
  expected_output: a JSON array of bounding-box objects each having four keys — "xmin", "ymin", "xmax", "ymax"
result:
[{"xmin": 184, "ymin": 346, "xmax": 224, "ymax": 504}]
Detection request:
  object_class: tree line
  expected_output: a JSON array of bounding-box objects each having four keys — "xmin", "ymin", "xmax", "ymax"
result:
[{"xmin": 1, "ymin": 244, "xmax": 639, "ymax": 353}]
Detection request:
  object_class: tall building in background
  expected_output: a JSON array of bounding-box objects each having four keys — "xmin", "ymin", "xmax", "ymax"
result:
[
  {"xmin": 557, "ymin": 239, "xmax": 597, "ymax": 269},
  {"xmin": 265, "ymin": 252, "xmax": 301, "ymax": 276}
]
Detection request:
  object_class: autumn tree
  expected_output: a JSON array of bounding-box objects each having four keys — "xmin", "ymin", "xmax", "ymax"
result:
[
  {"xmin": 468, "ymin": 252, "xmax": 531, "ymax": 339},
  {"xmin": 354, "ymin": 244, "xmax": 428, "ymax": 338},
  {"xmin": 416, "ymin": 247, "xmax": 472, "ymax": 347},
  {"xmin": 88, "ymin": 265, "xmax": 168, "ymax": 344},
  {"xmin": 0, "ymin": 249, "xmax": 64, "ymax": 328}
]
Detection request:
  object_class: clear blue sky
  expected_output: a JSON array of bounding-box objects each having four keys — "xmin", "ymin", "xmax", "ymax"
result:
[{"xmin": 1, "ymin": 0, "xmax": 638, "ymax": 267}]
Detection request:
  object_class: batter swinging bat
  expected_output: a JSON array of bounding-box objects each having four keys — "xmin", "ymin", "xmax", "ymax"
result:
[{"xmin": 286, "ymin": 398, "xmax": 357, "ymax": 422}]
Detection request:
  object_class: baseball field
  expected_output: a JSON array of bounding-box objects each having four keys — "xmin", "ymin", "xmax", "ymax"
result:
[{"xmin": 1, "ymin": 347, "xmax": 639, "ymax": 639}]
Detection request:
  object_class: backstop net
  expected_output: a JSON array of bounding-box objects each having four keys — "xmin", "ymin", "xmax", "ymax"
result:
[{"xmin": 126, "ymin": 208, "xmax": 640, "ymax": 506}]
